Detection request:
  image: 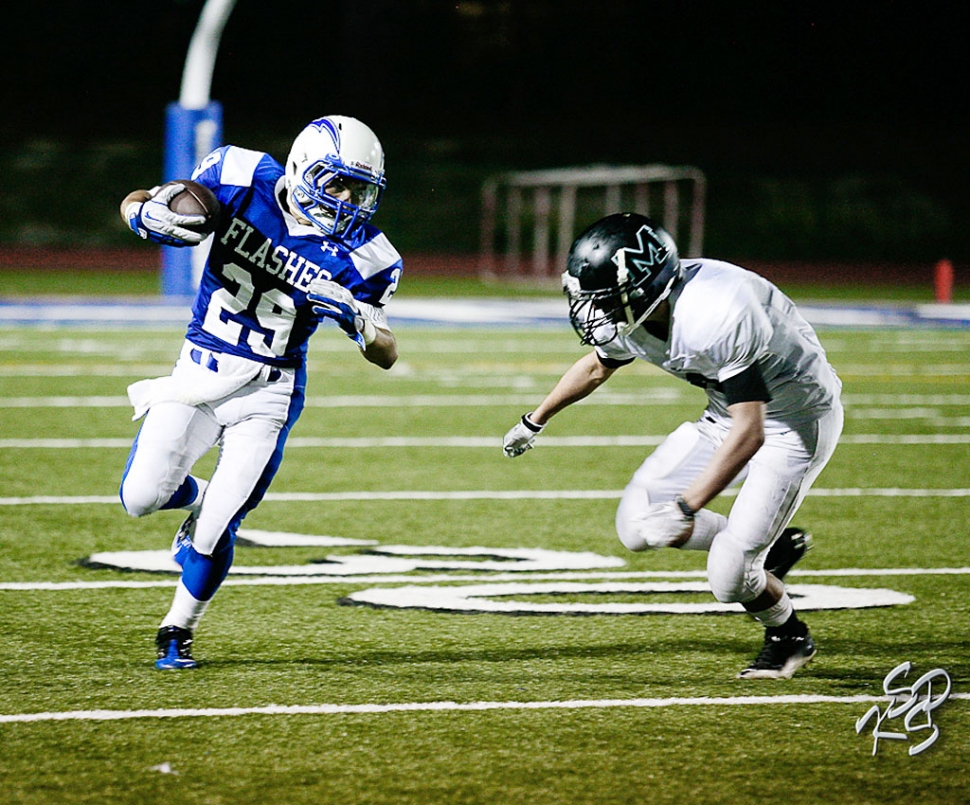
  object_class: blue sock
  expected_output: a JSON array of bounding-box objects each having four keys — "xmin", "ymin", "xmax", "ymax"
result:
[
  {"xmin": 180, "ymin": 538, "xmax": 234, "ymax": 601},
  {"xmin": 161, "ymin": 476, "xmax": 200, "ymax": 511}
]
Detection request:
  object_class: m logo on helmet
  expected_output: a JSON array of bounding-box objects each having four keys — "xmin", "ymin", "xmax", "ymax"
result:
[{"xmin": 612, "ymin": 224, "xmax": 668, "ymax": 278}]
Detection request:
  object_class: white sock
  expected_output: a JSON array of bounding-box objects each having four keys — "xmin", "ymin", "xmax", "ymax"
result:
[
  {"xmin": 680, "ymin": 508, "xmax": 727, "ymax": 551},
  {"xmin": 160, "ymin": 580, "xmax": 210, "ymax": 632},
  {"xmin": 748, "ymin": 592, "xmax": 794, "ymax": 628}
]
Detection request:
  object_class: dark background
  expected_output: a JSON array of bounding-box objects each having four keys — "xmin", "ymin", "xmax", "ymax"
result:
[{"xmin": 1, "ymin": 0, "xmax": 966, "ymax": 265}]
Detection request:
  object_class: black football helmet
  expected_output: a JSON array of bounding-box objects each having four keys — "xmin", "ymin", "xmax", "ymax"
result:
[{"xmin": 562, "ymin": 213, "xmax": 682, "ymax": 346}]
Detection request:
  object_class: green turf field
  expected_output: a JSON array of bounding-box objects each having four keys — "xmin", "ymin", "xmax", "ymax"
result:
[{"xmin": 1, "ymin": 320, "xmax": 968, "ymax": 804}]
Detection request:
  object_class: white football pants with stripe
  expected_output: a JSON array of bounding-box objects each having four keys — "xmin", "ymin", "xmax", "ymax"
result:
[{"xmin": 120, "ymin": 364, "xmax": 302, "ymax": 625}]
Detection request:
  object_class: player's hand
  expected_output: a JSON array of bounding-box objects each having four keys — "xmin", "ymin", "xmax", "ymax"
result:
[
  {"xmin": 308, "ymin": 278, "xmax": 376, "ymax": 349},
  {"xmin": 125, "ymin": 183, "xmax": 208, "ymax": 247},
  {"xmin": 634, "ymin": 500, "xmax": 695, "ymax": 549},
  {"xmin": 503, "ymin": 413, "xmax": 545, "ymax": 457}
]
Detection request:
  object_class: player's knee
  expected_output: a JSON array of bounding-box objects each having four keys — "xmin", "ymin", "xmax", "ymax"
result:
[
  {"xmin": 120, "ymin": 491, "xmax": 156, "ymax": 518},
  {"xmin": 616, "ymin": 491, "xmax": 642, "ymax": 551},
  {"xmin": 617, "ymin": 517, "xmax": 678, "ymax": 552},
  {"xmin": 119, "ymin": 478, "xmax": 162, "ymax": 518},
  {"xmin": 707, "ymin": 534, "xmax": 762, "ymax": 603},
  {"xmin": 615, "ymin": 491, "xmax": 663, "ymax": 552},
  {"xmin": 617, "ymin": 522, "xmax": 650, "ymax": 552},
  {"xmin": 616, "ymin": 487, "xmax": 683, "ymax": 551},
  {"xmin": 708, "ymin": 571, "xmax": 746, "ymax": 604}
]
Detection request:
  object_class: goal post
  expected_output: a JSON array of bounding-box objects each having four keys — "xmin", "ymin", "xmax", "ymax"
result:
[
  {"xmin": 480, "ymin": 164, "xmax": 706, "ymax": 280},
  {"xmin": 161, "ymin": 0, "xmax": 237, "ymax": 298}
]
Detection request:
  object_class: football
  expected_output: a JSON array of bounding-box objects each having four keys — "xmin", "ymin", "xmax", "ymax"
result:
[{"xmin": 162, "ymin": 180, "xmax": 220, "ymax": 235}]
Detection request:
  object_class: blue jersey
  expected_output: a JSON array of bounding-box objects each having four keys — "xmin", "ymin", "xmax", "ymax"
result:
[{"xmin": 185, "ymin": 145, "xmax": 403, "ymax": 367}]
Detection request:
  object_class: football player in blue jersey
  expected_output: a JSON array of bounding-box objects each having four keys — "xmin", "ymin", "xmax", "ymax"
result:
[{"xmin": 118, "ymin": 115, "xmax": 403, "ymax": 669}]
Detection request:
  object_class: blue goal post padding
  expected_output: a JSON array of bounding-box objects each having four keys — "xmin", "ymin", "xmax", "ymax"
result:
[{"xmin": 161, "ymin": 101, "xmax": 223, "ymax": 297}]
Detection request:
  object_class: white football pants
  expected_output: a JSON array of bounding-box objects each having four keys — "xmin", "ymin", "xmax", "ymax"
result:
[
  {"xmin": 120, "ymin": 367, "xmax": 298, "ymax": 556},
  {"xmin": 615, "ymin": 403, "xmax": 844, "ymax": 604}
]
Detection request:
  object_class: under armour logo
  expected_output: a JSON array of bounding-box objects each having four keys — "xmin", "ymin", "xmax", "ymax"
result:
[
  {"xmin": 612, "ymin": 225, "xmax": 668, "ymax": 277},
  {"xmin": 320, "ymin": 242, "xmax": 340, "ymax": 257}
]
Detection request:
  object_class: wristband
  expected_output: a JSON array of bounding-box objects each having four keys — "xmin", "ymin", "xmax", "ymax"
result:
[
  {"xmin": 674, "ymin": 495, "xmax": 696, "ymax": 519},
  {"xmin": 359, "ymin": 317, "xmax": 377, "ymax": 346},
  {"xmin": 521, "ymin": 413, "xmax": 545, "ymax": 433},
  {"xmin": 124, "ymin": 202, "xmax": 147, "ymax": 239}
]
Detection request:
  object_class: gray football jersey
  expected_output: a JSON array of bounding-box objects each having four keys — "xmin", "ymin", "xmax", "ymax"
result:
[{"xmin": 597, "ymin": 260, "xmax": 842, "ymax": 429}]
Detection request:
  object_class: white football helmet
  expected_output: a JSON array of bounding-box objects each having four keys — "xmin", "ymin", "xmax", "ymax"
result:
[{"xmin": 284, "ymin": 115, "xmax": 386, "ymax": 236}]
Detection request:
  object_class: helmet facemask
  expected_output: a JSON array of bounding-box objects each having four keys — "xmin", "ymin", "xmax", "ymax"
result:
[
  {"xmin": 290, "ymin": 160, "xmax": 384, "ymax": 235},
  {"xmin": 563, "ymin": 249, "xmax": 676, "ymax": 346},
  {"xmin": 563, "ymin": 274, "xmax": 630, "ymax": 346}
]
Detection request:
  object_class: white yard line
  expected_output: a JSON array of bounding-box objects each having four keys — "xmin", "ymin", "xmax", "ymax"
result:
[
  {"xmin": 3, "ymin": 391, "xmax": 970, "ymax": 408},
  {"xmin": 2, "ymin": 393, "xmax": 693, "ymax": 408},
  {"xmin": 1, "ymin": 434, "xmax": 969, "ymax": 450},
  {"xmin": 0, "ymin": 365, "xmax": 174, "ymax": 377},
  {"xmin": 837, "ymin": 364, "xmax": 970, "ymax": 377},
  {"xmin": 3, "ymin": 487, "xmax": 970, "ymax": 507},
  {"xmin": 1, "ymin": 692, "xmax": 967, "ymax": 725},
  {"xmin": 2, "ymin": 566, "xmax": 969, "ymax": 593}
]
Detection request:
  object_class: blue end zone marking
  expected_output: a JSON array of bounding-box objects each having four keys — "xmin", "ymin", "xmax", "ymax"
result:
[{"xmin": 1, "ymin": 300, "xmax": 969, "ymax": 329}]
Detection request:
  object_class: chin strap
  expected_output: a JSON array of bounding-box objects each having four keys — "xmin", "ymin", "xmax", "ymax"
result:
[{"xmin": 613, "ymin": 247, "xmax": 637, "ymax": 329}]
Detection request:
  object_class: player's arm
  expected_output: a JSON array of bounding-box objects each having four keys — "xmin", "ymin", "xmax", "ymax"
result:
[
  {"xmin": 532, "ymin": 350, "xmax": 618, "ymax": 424},
  {"xmin": 620, "ymin": 397, "xmax": 766, "ymax": 552},
  {"xmin": 679, "ymin": 363, "xmax": 770, "ymax": 512},
  {"xmin": 361, "ymin": 325, "xmax": 398, "ymax": 370},
  {"xmin": 503, "ymin": 350, "xmax": 621, "ymax": 457},
  {"xmin": 679, "ymin": 399, "xmax": 765, "ymax": 512}
]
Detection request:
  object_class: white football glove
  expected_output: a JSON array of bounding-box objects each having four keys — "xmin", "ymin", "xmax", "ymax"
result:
[
  {"xmin": 307, "ymin": 278, "xmax": 377, "ymax": 349},
  {"xmin": 629, "ymin": 498, "xmax": 695, "ymax": 550},
  {"xmin": 503, "ymin": 413, "xmax": 545, "ymax": 457},
  {"xmin": 125, "ymin": 183, "xmax": 208, "ymax": 246}
]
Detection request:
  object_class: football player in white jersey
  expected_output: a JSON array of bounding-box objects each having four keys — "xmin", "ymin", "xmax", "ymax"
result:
[
  {"xmin": 504, "ymin": 213, "xmax": 843, "ymax": 679},
  {"xmin": 119, "ymin": 116, "xmax": 403, "ymax": 669}
]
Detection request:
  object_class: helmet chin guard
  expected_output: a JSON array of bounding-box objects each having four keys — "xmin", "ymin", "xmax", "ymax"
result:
[
  {"xmin": 285, "ymin": 116, "xmax": 386, "ymax": 236},
  {"xmin": 562, "ymin": 213, "xmax": 682, "ymax": 346}
]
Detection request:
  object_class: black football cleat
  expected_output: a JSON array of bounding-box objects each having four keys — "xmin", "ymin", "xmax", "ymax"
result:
[
  {"xmin": 155, "ymin": 625, "xmax": 197, "ymax": 670},
  {"xmin": 738, "ymin": 627, "xmax": 816, "ymax": 680},
  {"xmin": 765, "ymin": 527, "xmax": 813, "ymax": 580}
]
